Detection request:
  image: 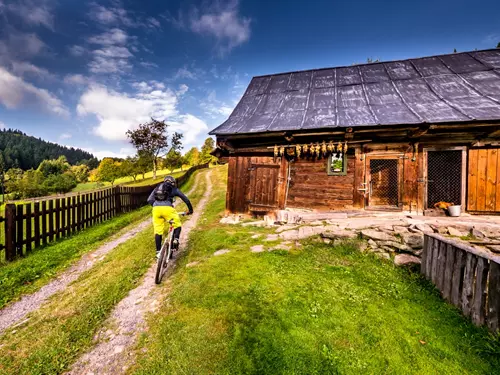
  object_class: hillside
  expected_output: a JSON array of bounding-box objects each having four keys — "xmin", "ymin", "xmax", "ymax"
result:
[{"xmin": 0, "ymin": 129, "xmax": 97, "ymax": 170}]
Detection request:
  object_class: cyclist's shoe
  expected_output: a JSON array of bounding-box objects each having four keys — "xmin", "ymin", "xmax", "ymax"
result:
[
  {"xmin": 172, "ymin": 239, "xmax": 179, "ymax": 251},
  {"xmin": 156, "ymin": 251, "xmax": 160, "ymax": 260}
]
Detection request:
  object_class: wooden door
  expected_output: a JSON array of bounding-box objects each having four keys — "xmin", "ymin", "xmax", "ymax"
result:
[
  {"xmin": 366, "ymin": 156, "xmax": 403, "ymax": 210},
  {"xmin": 247, "ymin": 163, "xmax": 281, "ymax": 211},
  {"xmin": 468, "ymin": 148, "xmax": 500, "ymax": 213}
]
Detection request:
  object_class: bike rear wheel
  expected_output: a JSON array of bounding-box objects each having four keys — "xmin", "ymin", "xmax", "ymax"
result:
[{"xmin": 155, "ymin": 233, "xmax": 172, "ymax": 284}]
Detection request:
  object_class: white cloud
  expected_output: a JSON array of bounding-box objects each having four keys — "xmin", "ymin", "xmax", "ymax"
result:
[
  {"xmin": 483, "ymin": 33, "xmax": 500, "ymax": 46},
  {"xmin": 201, "ymin": 89, "xmax": 235, "ymax": 119},
  {"xmin": 77, "ymin": 85, "xmax": 178, "ymax": 141},
  {"xmin": 64, "ymin": 74, "xmax": 89, "ymax": 85},
  {"xmin": 77, "ymin": 84, "xmax": 208, "ymax": 148},
  {"xmin": 140, "ymin": 61, "xmax": 159, "ymax": 69},
  {"xmin": 6, "ymin": 0, "xmax": 54, "ymax": 30},
  {"xmin": 174, "ymin": 67, "xmax": 197, "ymax": 80},
  {"xmin": 89, "ymin": 2, "xmax": 133, "ymax": 27},
  {"xmin": 69, "ymin": 45, "xmax": 86, "ymax": 56},
  {"xmin": 0, "ymin": 121, "xmax": 5, "ymax": 130},
  {"xmin": 0, "ymin": 66, "xmax": 69, "ymax": 117},
  {"xmin": 60, "ymin": 133, "xmax": 72, "ymax": 140},
  {"xmin": 10, "ymin": 61, "xmax": 53, "ymax": 79},
  {"xmin": 189, "ymin": 0, "xmax": 251, "ymax": 54},
  {"xmin": 177, "ymin": 84, "xmax": 189, "ymax": 96},
  {"xmin": 0, "ymin": 32, "xmax": 46, "ymax": 62},
  {"xmin": 88, "ymin": 28, "xmax": 128, "ymax": 46},
  {"xmin": 81, "ymin": 147, "xmax": 136, "ymax": 160},
  {"xmin": 87, "ymin": 29, "xmax": 133, "ymax": 74}
]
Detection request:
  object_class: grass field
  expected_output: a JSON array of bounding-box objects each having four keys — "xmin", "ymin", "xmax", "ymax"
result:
[
  {"xmin": 130, "ymin": 166, "xmax": 500, "ymax": 375},
  {"xmin": 0, "ymin": 168, "xmax": 211, "ymax": 375}
]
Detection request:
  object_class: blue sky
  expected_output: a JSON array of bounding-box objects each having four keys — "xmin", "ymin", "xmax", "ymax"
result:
[{"xmin": 0, "ymin": 0, "xmax": 499, "ymax": 159}]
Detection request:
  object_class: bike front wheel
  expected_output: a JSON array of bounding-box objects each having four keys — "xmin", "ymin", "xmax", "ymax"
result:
[{"xmin": 155, "ymin": 236, "xmax": 172, "ymax": 284}]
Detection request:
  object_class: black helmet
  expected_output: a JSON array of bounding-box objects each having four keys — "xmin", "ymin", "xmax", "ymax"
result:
[{"xmin": 163, "ymin": 175, "xmax": 176, "ymax": 187}]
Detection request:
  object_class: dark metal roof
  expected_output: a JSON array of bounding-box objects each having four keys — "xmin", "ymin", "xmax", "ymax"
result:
[{"xmin": 210, "ymin": 49, "xmax": 500, "ymax": 136}]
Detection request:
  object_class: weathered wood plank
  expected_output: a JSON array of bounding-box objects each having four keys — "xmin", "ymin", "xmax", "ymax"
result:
[
  {"xmin": 353, "ymin": 147, "xmax": 365, "ymax": 208},
  {"xmin": 436, "ymin": 241, "xmax": 447, "ymax": 291},
  {"xmin": 496, "ymin": 149, "xmax": 500, "ymax": 212},
  {"xmin": 55, "ymin": 199, "xmax": 61, "ymax": 239},
  {"xmin": 485, "ymin": 148, "xmax": 497, "ymax": 211},
  {"xmin": 16, "ymin": 205, "xmax": 24, "ymax": 257},
  {"xmin": 25, "ymin": 204, "xmax": 32, "ymax": 253},
  {"xmin": 442, "ymin": 244, "xmax": 455, "ymax": 302},
  {"xmin": 48, "ymin": 200, "xmax": 54, "ymax": 242},
  {"xmin": 430, "ymin": 237, "xmax": 440, "ymax": 285},
  {"xmin": 41, "ymin": 201, "xmax": 47, "ymax": 245},
  {"xmin": 34, "ymin": 202, "xmax": 40, "ymax": 249},
  {"xmin": 461, "ymin": 252, "xmax": 478, "ymax": 317},
  {"xmin": 468, "ymin": 149, "xmax": 478, "ymax": 211},
  {"xmin": 451, "ymin": 248, "xmax": 466, "ymax": 307},
  {"xmin": 487, "ymin": 261, "xmax": 500, "ymax": 333},
  {"xmin": 421, "ymin": 235, "xmax": 428, "ymax": 276},
  {"xmin": 5, "ymin": 204, "xmax": 16, "ymax": 261},
  {"xmin": 476, "ymin": 149, "xmax": 488, "ymax": 211},
  {"xmin": 471, "ymin": 257, "xmax": 489, "ymax": 326}
]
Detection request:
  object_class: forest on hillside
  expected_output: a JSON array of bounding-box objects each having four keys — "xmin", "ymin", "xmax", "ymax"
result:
[{"xmin": 0, "ymin": 129, "xmax": 98, "ymax": 170}]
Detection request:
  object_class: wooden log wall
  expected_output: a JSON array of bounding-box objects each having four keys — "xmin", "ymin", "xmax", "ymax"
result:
[
  {"xmin": 287, "ymin": 155, "xmax": 356, "ymax": 210},
  {"xmin": 422, "ymin": 233, "xmax": 500, "ymax": 332},
  {"xmin": 468, "ymin": 148, "xmax": 500, "ymax": 213}
]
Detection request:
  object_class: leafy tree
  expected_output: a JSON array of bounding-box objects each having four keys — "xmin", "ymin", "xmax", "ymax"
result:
[
  {"xmin": 37, "ymin": 156, "xmax": 70, "ymax": 177},
  {"xmin": 96, "ymin": 158, "xmax": 122, "ymax": 185},
  {"xmin": 136, "ymin": 152, "xmax": 153, "ymax": 179},
  {"xmin": 71, "ymin": 164, "xmax": 90, "ymax": 183},
  {"xmin": 497, "ymin": 42, "xmax": 500, "ymax": 48},
  {"xmin": 184, "ymin": 147, "xmax": 200, "ymax": 166},
  {"xmin": 200, "ymin": 137, "xmax": 218, "ymax": 165},
  {"xmin": 6, "ymin": 169, "xmax": 47, "ymax": 198},
  {"xmin": 126, "ymin": 118, "xmax": 183, "ymax": 180},
  {"xmin": 121, "ymin": 157, "xmax": 141, "ymax": 181},
  {"xmin": 164, "ymin": 149, "xmax": 183, "ymax": 172},
  {"xmin": 43, "ymin": 173, "xmax": 77, "ymax": 194}
]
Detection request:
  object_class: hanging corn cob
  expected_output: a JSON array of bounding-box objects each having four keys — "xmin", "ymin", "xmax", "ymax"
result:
[
  {"xmin": 343, "ymin": 141, "xmax": 348, "ymax": 153},
  {"xmin": 279, "ymin": 146, "xmax": 285, "ymax": 156},
  {"xmin": 327, "ymin": 141, "xmax": 334, "ymax": 153},
  {"xmin": 296, "ymin": 144, "xmax": 301, "ymax": 158},
  {"xmin": 321, "ymin": 141, "xmax": 327, "ymax": 156}
]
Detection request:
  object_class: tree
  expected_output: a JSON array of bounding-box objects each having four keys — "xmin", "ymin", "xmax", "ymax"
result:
[
  {"xmin": 497, "ymin": 42, "xmax": 500, "ymax": 48},
  {"xmin": 126, "ymin": 118, "xmax": 183, "ymax": 180},
  {"xmin": 164, "ymin": 149, "xmax": 183, "ymax": 172},
  {"xmin": 37, "ymin": 156, "xmax": 70, "ymax": 177},
  {"xmin": 70, "ymin": 164, "xmax": 90, "ymax": 183},
  {"xmin": 184, "ymin": 147, "xmax": 200, "ymax": 166},
  {"xmin": 136, "ymin": 152, "xmax": 153, "ymax": 179},
  {"xmin": 43, "ymin": 172, "xmax": 77, "ymax": 194},
  {"xmin": 96, "ymin": 158, "xmax": 122, "ymax": 185},
  {"xmin": 121, "ymin": 157, "xmax": 141, "ymax": 181},
  {"xmin": 200, "ymin": 137, "xmax": 217, "ymax": 165}
]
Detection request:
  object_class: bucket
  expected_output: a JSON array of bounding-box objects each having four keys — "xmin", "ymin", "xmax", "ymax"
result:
[{"xmin": 448, "ymin": 205, "xmax": 461, "ymax": 217}]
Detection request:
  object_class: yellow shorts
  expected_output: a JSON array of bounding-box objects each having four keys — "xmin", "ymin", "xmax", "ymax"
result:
[{"xmin": 152, "ymin": 206, "xmax": 181, "ymax": 235}]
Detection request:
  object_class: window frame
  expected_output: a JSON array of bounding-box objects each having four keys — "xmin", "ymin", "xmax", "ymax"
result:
[{"xmin": 327, "ymin": 153, "xmax": 347, "ymax": 176}]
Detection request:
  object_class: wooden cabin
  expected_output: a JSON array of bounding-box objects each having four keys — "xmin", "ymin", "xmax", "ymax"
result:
[{"xmin": 210, "ymin": 49, "xmax": 500, "ymax": 216}]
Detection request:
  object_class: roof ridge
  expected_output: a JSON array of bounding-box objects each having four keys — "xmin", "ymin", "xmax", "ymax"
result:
[{"xmin": 252, "ymin": 48, "xmax": 500, "ymax": 79}]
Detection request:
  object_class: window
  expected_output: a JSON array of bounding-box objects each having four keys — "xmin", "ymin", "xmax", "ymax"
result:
[{"xmin": 327, "ymin": 153, "xmax": 347, "ymax": 175}]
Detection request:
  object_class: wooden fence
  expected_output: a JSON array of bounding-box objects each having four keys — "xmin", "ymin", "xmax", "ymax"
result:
[
  {"xmin": 0, "ymin": 163, "xmax": 209, "ymax": 262},
  {"xmin": 422, "ymin": 233, "xmax": 500, "ymax": 333}
]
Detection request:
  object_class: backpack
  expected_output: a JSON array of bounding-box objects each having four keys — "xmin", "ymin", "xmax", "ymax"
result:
[{"xmin": 154, "ymin": 182, "xmax": 172, "ymax": 201}]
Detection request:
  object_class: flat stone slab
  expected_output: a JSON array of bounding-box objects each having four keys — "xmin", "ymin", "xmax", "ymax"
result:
[
  {"xmin": 250, "ymin": 245, "xmax": 265, "ymax": 253},
  {"xmin": 394, "ymin": 254, "xmax": 421, "ymax": 267},
  {"xmin": 186, "ymin": 261, "xmax": 200, "ymax": 268},
  {"xmin": 276, "ymin": 225, "xmax": 299, "ymax": 233},
  {"xmin": 251, "ymin": 234, "xmax": 262, "ymax": 239},
  {"xmin": 377, "ymin": 241, "xmax": 412, "ymax": 252},
  {"xmin": 361, "ymin": 229, "xmax": 398, "ymax": 242},
  {"xmin": 264, "ymin": 234, "xmax": 279, "ymax": 241},
  {"xmin": 321, "ymin": 229, "xmax": 357, "ymax": 240},
  {"xmin": 270, "ymin": 243, "xmax": 291, "ymax": 251},
  {"xmin": 401, "ymin": 233, "xmax": 424, "ymax": 249},
  {"xmin": 448, "ymin": 227, "xmax": 467, "ymax": 237},
  {"xmin": 415, "ymin": 224, "xmax": 434, "ymax": 233},
  {"xmin": 213, "ymin": 249, "xmax": 230, "ymax": 256}
]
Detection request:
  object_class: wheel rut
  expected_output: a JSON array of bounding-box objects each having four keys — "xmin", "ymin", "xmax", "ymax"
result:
[{"xmin": 65, "ymin": 169, "xmax": 212, "ymax": 375}]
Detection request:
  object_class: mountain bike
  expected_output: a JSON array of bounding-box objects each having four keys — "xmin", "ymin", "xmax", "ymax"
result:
[{"xmin": 155, "ymin": 212, "xmax": 187, "ymax": 284}]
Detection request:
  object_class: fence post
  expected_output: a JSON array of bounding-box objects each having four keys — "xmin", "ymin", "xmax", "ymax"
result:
[
  {"xmin": 114, "ymin": 186, "xmax": 122, "ymax": 215},
  {"xmin": 5, "ymin": 204, "xmax": 16, "ymax": 261}
]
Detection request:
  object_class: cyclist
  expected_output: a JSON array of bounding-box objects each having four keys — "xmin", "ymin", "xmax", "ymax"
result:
[{"xmin": 147, "ymin": 176, "xmax": 193, "ymax": 259}]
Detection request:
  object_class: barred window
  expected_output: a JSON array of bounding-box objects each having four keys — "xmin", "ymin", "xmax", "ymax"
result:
[{"xmin": 327, "ymin": 153, "xmax": 347, "ymax": 176}]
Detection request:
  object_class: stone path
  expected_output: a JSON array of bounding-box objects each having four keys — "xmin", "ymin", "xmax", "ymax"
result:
[{"xmin": 65, "ymin": 169, "xmax": 212, "ymax": 375}]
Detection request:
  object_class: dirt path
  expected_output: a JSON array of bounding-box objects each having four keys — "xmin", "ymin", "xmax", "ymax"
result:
[
  {"xmin": 0, "ymin": 173, "xmax": 202, "ymax": 335},
  {"xmin": 66, "ymin": 169, "xmax": 212, "ymax": 375}
]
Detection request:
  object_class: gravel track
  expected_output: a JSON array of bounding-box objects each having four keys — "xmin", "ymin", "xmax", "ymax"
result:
[{"xmin": 65, "ymin": 169, "xmax": 212, "ymax": 375}]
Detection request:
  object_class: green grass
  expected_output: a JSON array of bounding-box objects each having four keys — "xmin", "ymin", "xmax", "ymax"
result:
[
  {"xmin": 0, "ymin": 224, "xmax": 156, "ymax": 375},
  {"xmin": 0, "ymin": 205, "xmax": 151, "ymax": 309},
  {"xmin": 0, "ymin": 168, "xmax": 211, "ymax": 375},
  {"xmin": 130, "ymin": 166, "xmax": 500, "ymax": 375}
]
